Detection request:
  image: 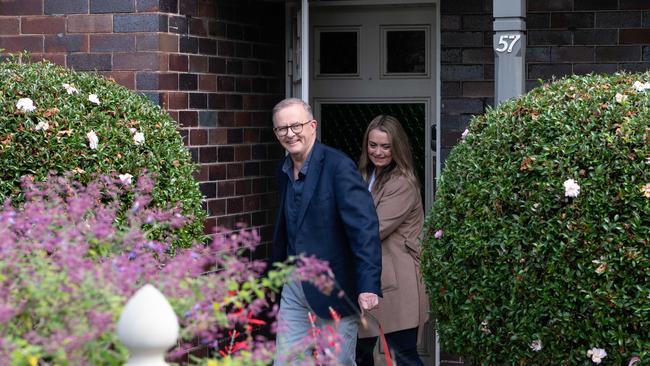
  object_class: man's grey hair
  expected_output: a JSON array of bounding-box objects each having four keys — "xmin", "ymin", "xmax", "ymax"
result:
[{"xmin": 272, "ymin": 98, "xmax": 314, "ymax": 121}]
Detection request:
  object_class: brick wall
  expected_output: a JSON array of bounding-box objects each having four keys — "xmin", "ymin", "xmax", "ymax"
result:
[
  {"xmin": 440, "ymin": 0, "xmax": 650, "ymax": 166},
  {"xmin": 0, "ymin": 0, "xmax": 286, "ymax": 248}
]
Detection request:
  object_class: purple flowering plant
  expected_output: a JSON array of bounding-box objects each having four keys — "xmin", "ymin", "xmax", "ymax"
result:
[{"xmin": 0, "ymin": 173, "xmax": 340, "ymax": 366}]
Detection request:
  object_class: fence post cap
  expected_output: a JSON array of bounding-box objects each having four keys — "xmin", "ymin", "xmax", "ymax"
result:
[{"xmin": 117, "ymin": 284, "xmax": 179, "ymax": 366}]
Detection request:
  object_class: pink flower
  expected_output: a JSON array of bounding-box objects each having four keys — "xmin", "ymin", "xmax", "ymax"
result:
[{"xmin": 434, "ymin": 229, "xmax": 443, "ymax": 239}]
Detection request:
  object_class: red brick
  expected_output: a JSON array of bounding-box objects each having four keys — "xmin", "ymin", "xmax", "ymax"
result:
[
  {"xmin": 157, "ymin": 53, "xmax": 168, "ymax": 72},
  {"xmin": 178, "ymin": 111, "xmax": 198, "ymax": 127},
  {"xmin": 243, "ymin": 128, "xmax": 259, "ymax": 143},
  {"xmin": 113, "ymin": 52, "xmax": 163, "ymax": 71},
  {"xmin": 90, "ymin": 34, "xmax": 135, "ymax": 52},
  {"xmin": 189, "ymin": 129, "xmax": 208, "ymax": 145},
  {"xmin": 67, "ymin": 53, "xmax": 111, "ymax": 71},
  {"xmin": 67, "ymin": 15, "xmax": 112, "ymax": 33},
  {"xmin": 462, "ymin": 81, "xmax": 493, "ymax": 97},
  {"xmin": 193, "ymin": 165, "xmax": 209, "ymax": 181},
  {"xmin": 135, "ymin": 33, "xmax": 178, "ymax": 52},
  {"xmin": 226, "ymin": 163, "xmax": 242, "ymax": 178},
  {"xmin": 235, "ymin": 181, "xmax": 251, "ymax": 196},
  {"xmin": 208, "ymin": 199, "xmax": 226, "ymax": 216},
  {"xmin": 235, "ymin": 112, "xmax": 252, "ymax": 126},
  {"xmin": 0, "ymin": 0, "xmax": 42, "ymax": 15},
  {"xmin": 243, "ymin": 195, "xmax": 259, "ymax": 211},
  {"xmin": 620, "ymin": 29, "xmax": 650, "ymax": 44},
  {"xmin": 159, "ymin": 33, "xmax": 177, "ymax": 52},
  {"xmin": 169, "ymin": 54, "xmax": 188, "ymax": 71},
  {"xmin": 166, "ymin": 92, "xmax": 188, "ymax": 109},
  {"xmin": 159, "ymin": 73, "xmax": 179, "ymax": 90},
  {"xmin": 198, "ymin": 0, "xmax": 216, "ymax": 17},
  {"xmin": 100, "ymin": 71, "xmax": 135, "ymax": 89},
  {"xmin": 0, "ymin": 36, "xmax": 43, "ymax": 52},
  {"xmin": 218, "ymin": 181, "xmax": 235, "ymax": 197},
  {"xmin": 22, "ymin": 16, "xmax": 65, "ymax": 34},
  {"xmin": 199, "ymin": 74, "xmax": 216, "ymax": 91},
  {"xmin": 189, "ymin": 55, "xmax": 207, "ymax": 72},
  {"xmin": 45, "ymin": 34, "xmax": 88, "ymax": 52},
  {"xmin": 209, "ymin": 128, "xmax": 227, "ymax": 144},
  {"xmin": 189, "ymin": 17, "xmax": 207, "ymax": 36},
  {"xmin": 203, "ymin": 217, "xmax": 216, "ymax": 235},
  {"xmin": 209, "ymin": 164, "xmax": 226, "ymax": 181},
  {"xmin": 227, "ymin": 197, "xmax": 243, "ymax": 214},
  {"xmin": 235, "ymin": 145, "xmax": 251, "ymax": 161},
  {"xmin": 0, "ymin": 18, "xmax": 20, "ymax": 35}
]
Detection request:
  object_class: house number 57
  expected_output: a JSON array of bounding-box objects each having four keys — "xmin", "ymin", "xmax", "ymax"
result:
[{"xmin": 495, "ymin": 34, "xmax": 521, "ymax": 53}]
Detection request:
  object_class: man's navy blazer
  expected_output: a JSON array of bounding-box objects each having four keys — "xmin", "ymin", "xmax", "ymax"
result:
[{"xmin": 271, "ymin": 141, "xmax": 382, "ymax": 319}]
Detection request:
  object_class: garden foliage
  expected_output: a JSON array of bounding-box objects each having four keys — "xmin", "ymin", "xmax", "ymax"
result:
[
  {"xmin": 0, "ymin": 56, "xmax": 204, "ymax": 248},
  {"xmin": 423, "ymin": 73, "xmax": 650, "ymax": 365},
  {"xmin": 0, "ymin": 174, "xmax": 340, "ymax": 366}
]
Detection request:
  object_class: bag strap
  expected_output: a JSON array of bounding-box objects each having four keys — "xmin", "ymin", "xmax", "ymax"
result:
[{"xmin": 363, "ymin": 311, "xmax": 393, "ymax": 366}]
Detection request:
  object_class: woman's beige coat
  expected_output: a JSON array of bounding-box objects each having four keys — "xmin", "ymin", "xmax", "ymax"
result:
[{"xmin": 358, "ymin": 174, "xmax": 429, "ymax": 342}]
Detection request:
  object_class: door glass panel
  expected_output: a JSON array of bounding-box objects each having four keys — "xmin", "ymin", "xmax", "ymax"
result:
[
  {"xmin": 385, "ymin": 30, "xmax": 426, "ymax": 74},
  {"xmin": 320, "ymin": 103, "xmax": 426, "ymax": 202},
  {"xmin": 318, "ymin": 31, "xmax": 358, "ymax": 74}
]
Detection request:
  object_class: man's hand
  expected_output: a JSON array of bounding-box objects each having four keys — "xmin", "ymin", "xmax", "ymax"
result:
[{"xmin": 358, "ymin": 292, "xmax": 379, "ymax": 310}]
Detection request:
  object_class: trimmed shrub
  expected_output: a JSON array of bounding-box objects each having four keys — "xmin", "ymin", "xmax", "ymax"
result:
[
  {"xmin": 0, "ymin": 56, "xmax": 204, "ymax": 248},
  {"xmin": 422, "ymin": 73, "xmax": 649, "ymax": 365}
]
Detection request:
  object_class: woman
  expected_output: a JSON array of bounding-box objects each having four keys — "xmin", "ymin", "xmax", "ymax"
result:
[{"xmin": 356, "ymin": 115, "xmax": 429, "ymax": 366}]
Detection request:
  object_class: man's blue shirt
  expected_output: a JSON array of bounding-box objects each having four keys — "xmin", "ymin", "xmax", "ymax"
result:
[{"xmin": 281, "ymin": 151, "xmax": 312, "ymax": 256}]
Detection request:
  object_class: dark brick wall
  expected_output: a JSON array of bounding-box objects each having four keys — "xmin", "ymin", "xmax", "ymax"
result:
[
  {"xmin": 0, "ymin": 0, "xmax": 286, "ymax": 248},
  {"xmin": 440, "ymin": 0, "xmax": 650, "ymax": 166}
]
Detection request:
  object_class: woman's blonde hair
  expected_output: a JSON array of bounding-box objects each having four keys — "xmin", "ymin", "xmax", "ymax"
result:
[{"xmin": 358, "ymin": 115, "xmax": 419, "ymax": 193}]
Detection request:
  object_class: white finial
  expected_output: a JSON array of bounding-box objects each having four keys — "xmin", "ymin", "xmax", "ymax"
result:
[{"xmin": 117, "ymin": 284, "xmax": 179, "ymax": 366}]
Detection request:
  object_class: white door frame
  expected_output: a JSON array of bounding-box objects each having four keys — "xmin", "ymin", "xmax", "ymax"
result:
[
  {"xmin": 285, "ymin": 0, "xmax": 441, "ymax": 188},
  {"xmin": 284, "ymin": 2, "xmax": 442, "ymax": 365}
]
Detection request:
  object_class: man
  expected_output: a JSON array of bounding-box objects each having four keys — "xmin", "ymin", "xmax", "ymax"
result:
[{"xmin": 270, "ymin": 98, "xmax": 382, "ymax": 365}]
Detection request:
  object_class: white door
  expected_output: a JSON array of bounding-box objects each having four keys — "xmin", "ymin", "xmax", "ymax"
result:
[{"xmin": 310, "ymin": 2, "xmax": 438, "ymax": 365}]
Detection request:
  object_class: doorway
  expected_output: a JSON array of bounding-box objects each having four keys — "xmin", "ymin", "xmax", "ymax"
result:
[{"xmin": 309, "ymin": 2, "xmax": 439, "ymax": 365}]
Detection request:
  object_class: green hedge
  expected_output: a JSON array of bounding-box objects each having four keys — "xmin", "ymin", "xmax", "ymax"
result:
[
  {"xmin": 422, "ymin": 73, "xmax": 649, "ymax": 365},
  {"xmin": 0, "ymin": 57, "xmax": 205, "ymax": 249}
]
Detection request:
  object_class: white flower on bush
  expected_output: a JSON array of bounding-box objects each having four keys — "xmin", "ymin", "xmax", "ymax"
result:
[
  {"xmin": 594, "ymin": 261, "xmax": 608, "ymax": 274},
  {"xmin": 587, "ymin": 348, "xmax": 607, "ymax": 364},
  {"xmin": 119, "ymin": 173, "xmax": 133, "ymax": 185},
  {"xmin": 62, "ymin": 83, "xmax": 78, "ymax": 94},
  {"xmin": 563, "ymin": 178, "xmax": 580, "ymax": 198},
  {"xmin": 133, "ymin": 131, "xmax": 145, "ymax": 145},
  {"xmin": 16, "ymin": 98, "xmax": 36, "ymax": 112},
  {"xmin": 87, "ymin": 130, "xmax": 99, "ymax": 150},
  {"xmin": 129, "ymin": 127, "xmax": 137, "ymax": 134},
  {"xmin": 461, "ymin": 129, "xmax": 469, "ymax": 140},
  {"xmin": 35, "ymin": 121, "xmax": 49, "ymax": 131},
  {"xmin": 530, "ymin": 339, "xmax": 542, "ymax": 352},
  {"xmin": 641, "ymin": 183, "xmax": 650, "ymax": 199},
  {"xmin": 88, "ymin": 94, "xmax": 101, "ymax": 105},
  {"xmin": 632, "ymin": 81, "xmax": 650, "ymax": 92},
  {"xmin": 480, "ymin": 320, "xmax": 491, "ymax": 334},
  {"xmin": 615, "ymin": 93, "xmax": 628, "ymax": 104}
]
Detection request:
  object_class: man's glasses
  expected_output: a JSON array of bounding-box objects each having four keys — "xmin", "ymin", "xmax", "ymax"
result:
[{"xmin": 273, "ymin": 120, "xmax": 313, "ymax": 136}]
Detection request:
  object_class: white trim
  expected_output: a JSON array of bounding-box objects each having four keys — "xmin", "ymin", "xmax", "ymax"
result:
[
  {"xmin": 285, "ymin": 2, "xmax": 293, "ymax": 97},
  {"xmin": 434, "ymin": 0, "xmax": 441, "ymax": 189},
  {"xmin": 301, "ymin": 0, "xmax": 309, "ymax": 102},
  {"xmin": 311, "ymin": 0, "xmax": 437, "ymax": 7}
]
